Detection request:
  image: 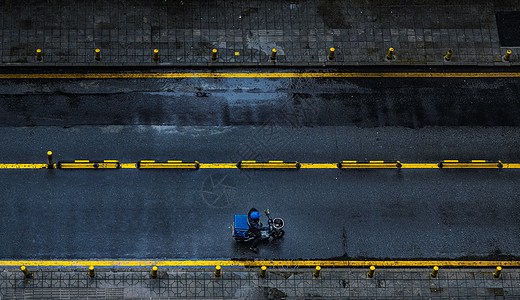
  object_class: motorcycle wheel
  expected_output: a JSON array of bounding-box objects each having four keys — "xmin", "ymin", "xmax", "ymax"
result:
[{"xmin": 274, "ymin": 230, "xmax": 285, "ymax": 239}]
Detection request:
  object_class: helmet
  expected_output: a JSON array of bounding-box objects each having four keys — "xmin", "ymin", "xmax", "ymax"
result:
[{"xmin": 250, "ymin": 211, "xmax": 261, "ymax": 220}]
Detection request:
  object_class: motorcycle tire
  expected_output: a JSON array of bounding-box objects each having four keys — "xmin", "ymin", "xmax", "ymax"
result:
[{"xmin": 274, "ymin": 230, "xmax": 285, "ymax": 239}]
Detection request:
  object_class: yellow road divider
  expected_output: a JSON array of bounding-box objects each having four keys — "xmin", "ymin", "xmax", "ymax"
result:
[
  {"xmin": 339, "ymin": 161, "xmax": 401, "ymax": 168},
  {"xmin": 1, "ymin": 260, "xmax": 519, "ymax": 267},
  {"xmin": 237, "ymin": 161, "xmax": 301, "ymax": 169},
  {"xmin": 57, "ymin": 160, "xmax": 121, "ymax": 169},
  {"xmin": 1, "ymin": 160, "xmax": 520, "ymax": 170},
  {"xmin": 0, "ymin": 163, "xmax": 47, "ymax": 169},
  {"xmin": 136, "ymin": 160, "xmax": 200, "ymax": 169},
  {"xmin": 3, "ymin": 72, "xmax": 520, "ymax": 79},
  {"xmin": 439, "ymin": 160, "xmax": 502, "ymax": 169}
]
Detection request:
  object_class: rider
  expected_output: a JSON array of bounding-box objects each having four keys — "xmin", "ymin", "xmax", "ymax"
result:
[{"xmin": 248, "ymin": 208, "xmax": 267, "ymax": 253}]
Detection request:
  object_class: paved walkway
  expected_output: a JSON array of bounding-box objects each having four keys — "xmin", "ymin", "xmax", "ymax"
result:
[
  {"xmin": 1, "ymin": 267, "xmax": 518, "ymax": 299},
  {"xmin": 1, "ymin": 0, "xmax": 519, "ymax": 67}
]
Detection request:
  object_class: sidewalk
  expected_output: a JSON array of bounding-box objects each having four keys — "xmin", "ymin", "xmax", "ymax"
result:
[
  {"xmin": 1, "ymin": 0, "xmax": 519, "ymax": 67},
  {"xmin": 1, "ymin": 267, "xmax": 518, "ymax": 299}
]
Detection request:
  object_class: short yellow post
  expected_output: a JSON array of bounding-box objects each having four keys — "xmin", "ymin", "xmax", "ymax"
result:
[
  {"xmin": 313, "ymin": 266, "xmax": 321, "ymax": 278},
  {"xmin": 504, "ymin": 50, "xmax": 512, "ymax": 61},
  {"xmin": 386, "ymin": 48, "xmax": 394, "ymax": 60},
  {"xmin": 21, "ymin": 265, "xmax": 32, "ymax": 278},
  {"xmin": 88, "ymin": 265, "xmax": 95, "ymax": 278},
  {"xmin": 445, "ymin": 49, "xmax": 453, "ymax": 61},
  {"xmin": 211, "ymin": 49, "xmax": 218, "ymax": 61},
  {"xmin": 431, "ymin": 266, "xmax": 439, "ymax": 278},
  {"xmin": 494, "ymin": 266, "xmax": 502, "ymax": 278},
  {"xmin": 271, "ymin": 48, "xmax": 277, "ymax": 60},
  {"xmin": 36, "ymin": 49, "xmax": 42, "ymax": 61},
  {"xmin": 47, "ymin": 151, "xmax": 53, "ymax": 169},
  {"xmin": 214, "ymin": 265, "xmax": 221, "ymax": 277},
  {"xmin": 329, "ymin": 47, "xmax": 335, "ymax": 60},
  {"xmin": 95, "ymin": 49, "xmax": 101, "ymax": 61},
  {"xmin": 151, "ymin": 266, "xmax": 158, "ymax": 278},
  {"xmin": 153, "ymin": 49, "xmax": 159, "ymax": 61},
  {"xmin": 367, "ymin": 266, "xmax": 375, "ymax": 278},
  {"xmin": 260, "ymin": 266, "xmax": 267, "ymax": 278}
]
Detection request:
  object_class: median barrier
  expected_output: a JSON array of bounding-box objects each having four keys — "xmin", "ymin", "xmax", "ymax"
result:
[
  {"xmin": 438, "ymin": 160, "xmax": 502, "ymax": 169},
  {"xmin": 237, "ymin": 161, "xmax": 300, "ymax": 169},
  {"xmin": 338, "ymin": 161, "xmax": 402, "ymax": 169},
  {"xmin": 136, "ymin": 160, "xmax": 200, "ymax": 169},
  {"xmin": 56, "ymin": 160, "xmax": 121, "ymax": 169}
]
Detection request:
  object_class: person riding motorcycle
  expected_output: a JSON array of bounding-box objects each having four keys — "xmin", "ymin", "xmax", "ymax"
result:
[{"xmin": 248, "ymin": 208, "xmax": 268, "ymax": 253}]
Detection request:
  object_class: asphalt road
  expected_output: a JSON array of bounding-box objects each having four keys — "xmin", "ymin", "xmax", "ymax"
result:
[{"xmin": 1, "ymin": 68, "xmax": 519, "ymax": 260}]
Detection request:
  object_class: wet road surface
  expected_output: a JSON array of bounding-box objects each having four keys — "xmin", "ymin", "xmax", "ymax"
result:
[{"xmin": 1, "ymin": 68, "xmax": 519, "ymax": 260}]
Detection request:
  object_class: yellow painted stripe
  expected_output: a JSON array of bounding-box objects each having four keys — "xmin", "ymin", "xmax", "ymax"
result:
[
  {"xmin": 400, "ymin": 163, "xmax": 439, "ymax": 168},
  {"xmin": 1, "ymin": 162, "xmax": 520, "ymax": 169},
  {"xmin": 199, "ymin": 163, "xmax": 238, "ymax": 169},
  {"xmin": 0, "ymin": 163, "xmax": 47, "ymax": 169},
  {"xmin": 2, "ymin": 72, "xmax": 520, "ymax": 79},
  {"xmin": 503, "ymin": 163, "xmax": 520, "ymax": 169},
  {"xmin": 0, "ymin": 260, "xmax": 518, "ymax": 267},
  {"xmin": 299, "ymin": 163, "xmax": 338, "ymax": 169}
]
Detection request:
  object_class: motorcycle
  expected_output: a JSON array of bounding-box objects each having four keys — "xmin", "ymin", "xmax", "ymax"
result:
[{"xmin": 232, "ymin": 208, "xmax": 285, "ymax": 242}]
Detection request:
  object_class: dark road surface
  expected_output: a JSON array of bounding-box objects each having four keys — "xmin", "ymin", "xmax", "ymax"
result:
[{"xmin": 1, "ymin": 68, "xmax": 520, "ymax": 260}]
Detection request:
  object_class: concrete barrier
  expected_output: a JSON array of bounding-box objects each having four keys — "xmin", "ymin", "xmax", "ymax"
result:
[
  {"xmin": 237, "ymin": 161, "xmax": 300, "ymax": 169},
  {"xmin": 338, "ymin": 161, "xmax": 402, "ymax": 169},
  {"xmin": 136, "ymin": 160, "xmax": 200, "ymax": 169},
  {"xmin": 57, "ymin": 160, "xmax": 121, "ymax": 169}
]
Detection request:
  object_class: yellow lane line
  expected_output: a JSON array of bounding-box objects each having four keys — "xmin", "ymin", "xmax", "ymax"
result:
[
  {"xmin": 400, "ymin": 163, "xmax": 439, "ymax": 168},
  {"xmin": 1, "ymin": 260, "xmax": 518, "ymax": 267},
  {"xmin": 2, "ymin": 72, "xmax": 520, "ymax": 79},
  {"xmin": 199, "ymin": 163, "xmax": 238, "ymax": 169},
  {"xmin": 1, "ymin": 162, "xmax": 520, "ymax": 169},
  {"xmin": 0, "ymin": 163, "xmax": 47, "ymax": 169},
  {"xmin": 299, "ymin": 163, "xmax": 338, "ymax": 168}
]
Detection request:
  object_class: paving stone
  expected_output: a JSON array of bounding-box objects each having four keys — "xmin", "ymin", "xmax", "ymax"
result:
[{"xmin": 0, "ymin": 0, "xmax": 518, "ymax": 66}]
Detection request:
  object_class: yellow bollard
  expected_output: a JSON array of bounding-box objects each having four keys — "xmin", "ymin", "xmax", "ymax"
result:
[
  {"xmin": 153, "ymin": 49, "xmax": 159, "ymax": 61},
  {"xmin": 260, "ymin": 266, "xmax": 267, "ymax": 278},
  {"xmin": 445, "ymin": 49, "xmax": 453, "ymax": 61},
  {"xmin": 88, "ymin": 266, "xmax": 95, "ymax": 278},
  {"xmin": 313, "ymin": 266, "xmax": 321, "ymax": 278},
  {"xmin": 95, "ymin": 49, "xmax": 101, "ymax": 61},
  {"xmin": 214, "ymin": 265, "xmax": 221, "ymax": 277},
  {"xmin": 21, "ymin": 265, "xmax": 32, "ymax": 278},
  {"xmin": 211, "ymin": 49, "xmax": 218, "ymax": 61},
  {"xmin": 36, "ymin": 49, "xmax": 42, "ymax": 61},
  {"xmin": 504, "ymin": 50, "xmax": 512, "ymax": 61},
  {"xmin": 47, "ymin": 151, "xmax": 53, "ymax": 169},
  {"xmin": 494, "ymin": 266, "xmax": 502, "ymax": 278},
  {"xmin": 329, "ymin": 47, "xmax": 335, "ymax": 60},
  {"xmin": 431, "ymin": 266, "xmax": 439, "ymax": 278},
  {"xmin": 386, "ymin": 48, "xmax": 394, "ymax": 60},
  {"xmin": 367, "ymin": 266, "xmax": 375, "ymax": 278},
  {"xmin": 151, "ymin": 266, "xmax": 158, "ymax": 278},
  {"xmin": 271, "ymin": 48, "xmax": 277, "ymax": 60}
]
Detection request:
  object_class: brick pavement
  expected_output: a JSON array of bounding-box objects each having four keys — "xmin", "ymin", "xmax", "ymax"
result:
[
  {"xmin": 1, "ymin": 267, "xmax": 519, "ymax": 299},
  {"xmin": 1, "ymin": 0, "xmax": 520, "ymax": 67}
]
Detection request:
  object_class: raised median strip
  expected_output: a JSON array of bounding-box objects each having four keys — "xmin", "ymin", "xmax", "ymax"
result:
[
  {"xmin": 1, "ymin": 159, "xmax": 520, "ymax": 170},
  {"xmin": 56, "ymin": 160, "xmax": 121, "ymax": 169},
  {"xmin": 0, "ymin": 260, "xmax": 519, "ymax": 268},
  {"xmin": 3, "ymin": 72, "xmax": 520, "ymax": 79}
]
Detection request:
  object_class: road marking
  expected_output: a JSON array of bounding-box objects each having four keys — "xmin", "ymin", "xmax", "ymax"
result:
[
  {"xmin": 1, "ymin": 161, "xmax": 520, "ymax": 169},
  {"xmin": 2, "ymin": 72, "xmax": 520, "ymax": 79},
  {"xmin": 0, "ymin": 260, "xmax": 518, "ymax": 267}
]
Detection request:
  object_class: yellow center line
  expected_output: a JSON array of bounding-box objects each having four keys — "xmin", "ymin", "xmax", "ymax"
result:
[
  {"xmin": 1, "ymin": 162, "xmax": 520, "ymax": 169},
  {"xmin": 0, "ymin": 260, "xmax": 518, "ymax": 267},
  {"xmin": 1, "ymin": 72, "xmax": 520, "ymax": 79}
]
